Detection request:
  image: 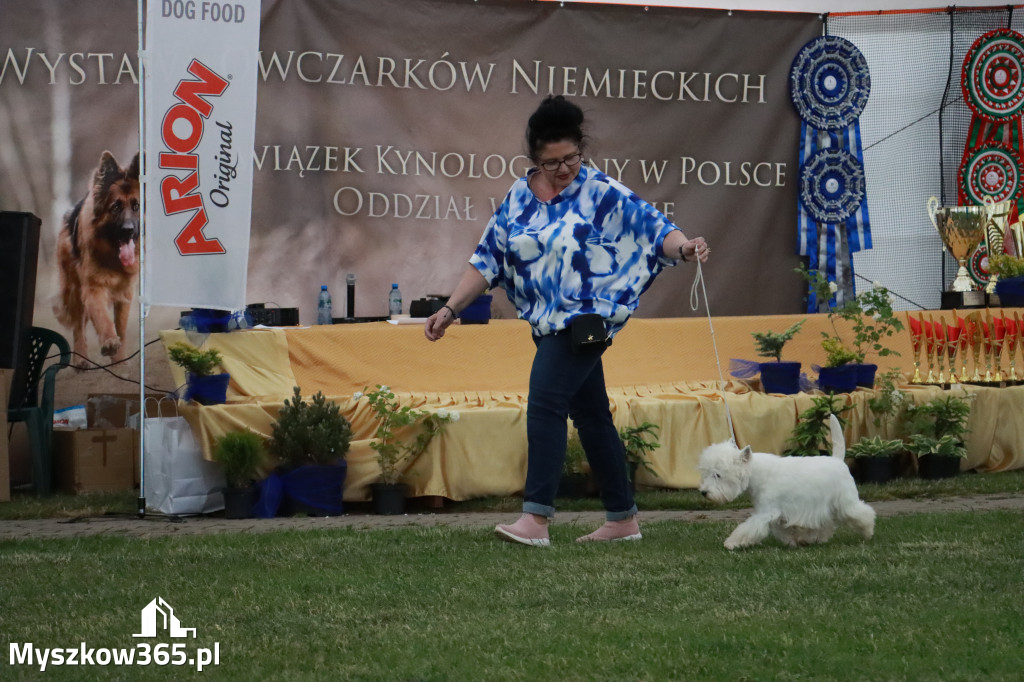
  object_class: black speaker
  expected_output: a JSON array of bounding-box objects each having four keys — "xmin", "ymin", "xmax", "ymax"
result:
[{"xmin": 0, "ymin": 211, "xmax": 41, "ymax": 410}]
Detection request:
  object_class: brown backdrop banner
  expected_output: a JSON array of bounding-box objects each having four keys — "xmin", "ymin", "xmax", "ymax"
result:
[{"xmin": 0, "ymin": 0, "xmax": 818, "ymax": 369}]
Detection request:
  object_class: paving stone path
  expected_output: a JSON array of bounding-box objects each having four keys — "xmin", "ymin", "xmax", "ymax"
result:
[{"xmin": 1, "ymin": 493, "xmax": 1021, "ymax": 541}]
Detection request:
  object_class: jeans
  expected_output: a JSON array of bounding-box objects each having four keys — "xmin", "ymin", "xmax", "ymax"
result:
[{"xmin": 522, "ymin": 330, "xmax": 637, "ymax": 521}]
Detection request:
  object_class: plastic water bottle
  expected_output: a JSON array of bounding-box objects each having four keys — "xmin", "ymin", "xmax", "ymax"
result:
[
  {"xmin": 317, "ymin": 285, "xmax": 333, "ymax": 325},
  {"xmin": 388, "ymin": 283, "xmax": 402, "ymax": 316}
]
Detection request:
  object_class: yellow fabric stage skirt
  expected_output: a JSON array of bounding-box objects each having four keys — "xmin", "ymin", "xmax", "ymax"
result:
[{"xmin": 160, "ymin": 315, "xmax": 1023, "ymax": 502}]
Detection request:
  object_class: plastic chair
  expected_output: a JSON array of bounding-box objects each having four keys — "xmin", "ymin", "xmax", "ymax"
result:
[{"xmin": 7, "ymin": 327, "xmax": 70, "ymax": 495}]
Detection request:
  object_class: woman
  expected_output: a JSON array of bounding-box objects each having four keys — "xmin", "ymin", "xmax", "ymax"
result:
[{"xmin": 424, "ymin": 96, "xmax": 710, "ymax": 546}]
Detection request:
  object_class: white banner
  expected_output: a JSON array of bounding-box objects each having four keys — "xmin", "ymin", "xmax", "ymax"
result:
[{"xmin": 143, "ymin": 0, "xmax": 260, "ymax": 310}]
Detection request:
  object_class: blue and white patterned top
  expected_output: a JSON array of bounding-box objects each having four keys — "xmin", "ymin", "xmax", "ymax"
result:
[{"xmin": 470, "ymin": 165, "xmax": 679, "ymax": 338}]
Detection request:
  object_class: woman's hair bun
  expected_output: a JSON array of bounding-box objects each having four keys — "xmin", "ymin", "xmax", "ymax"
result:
[{"xmin": 527, "ymin": 96, "xmax": 586, "ymax": 158}]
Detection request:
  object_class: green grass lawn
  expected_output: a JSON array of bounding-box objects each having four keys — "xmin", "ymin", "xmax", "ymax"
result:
[
  {"xmin": 4, "ymin": 468, "xmax": 1022, "ymax": 520},
  {"xmin": 2, "ymin": 510, "xmax": 1022, "ymax": 681}
]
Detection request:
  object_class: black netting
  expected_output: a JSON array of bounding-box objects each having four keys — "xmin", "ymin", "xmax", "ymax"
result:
[{"xmin": 827, "ymin": 7, "xmax": 1023, "ymax": 311}]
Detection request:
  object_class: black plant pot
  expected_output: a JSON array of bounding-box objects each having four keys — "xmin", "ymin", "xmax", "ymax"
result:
[
  {"xmin": 372, "ymin": 482, "xmax": 408, "ymax": 515},
  {"xmin": 223, "ymin": 485, "xmax": 259, "ymax": 519},
  {"xmin": 918, "ymin": 454, "xmax": 962, "ymax": 480},
  {"xmin": 759, "ymin": 361, "xmax": 801, "ymax": 394},
  {"xmin": 855, "ymin": 456, "xmax": 897, "ymax": 484}
]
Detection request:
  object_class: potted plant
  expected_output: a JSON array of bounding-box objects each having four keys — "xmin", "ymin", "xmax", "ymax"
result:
[
  {"xmin": 751, "ymin": 319, "xmax": 806, "ymax": 394},
  {"xmin": 355, "ymin": 385, "xmax": 457, "ymax": 514},
  {"xmin": 818, "ymin": 337, "xmax": 861, "ymax": 392},
  {"xmin": 847, "ymin": 435, "xmax": 904, "ymax": 484},
  {"xmin": 558, "ymin": 431, "xmax": 591, "ymax": 498},
  {"xmin": 266, "ymin": 386, "xmax": 353, "ymax": 516},
  {"xmin": 167, "ymin": 341, "xmax": 230, "ymax": 404},
  {"xmin": 783, "ymin": 393, "xmax": 851, "ymax": 457},
  {"xmin": 619, "ymin": 422, "xmax": 660, "ymax": 490},
  {"xmin": 866, "ymin": 368, "xmax": 909, "ymax": 433},
  {"xmin": 989, "ymin": 253, "xmax": 1024, "ymax": 306},
  {"xmin": 865, "ymin": 368, "xmax": 911, "ymax": 477},
  {"xmin": 798, "ymin": 266, "xmax": 903, "ymax": 390},
  {"xmin": 903, "ymin": 392, "xmax": 972, "ymax": 479},
  {"xmin": 842, "ymin": 282, "xmax": 905, "ymax": 387},
  {"xmin": 798, "ymin": 266, "xmax": 859, "ymax": 393},
  {"xmin": 212, "ymin": 429, "xmax": 266, "ymax": 518},
  {"xmin": 905, "ymin": 434, "xmax": 968, "ymax": 479}
]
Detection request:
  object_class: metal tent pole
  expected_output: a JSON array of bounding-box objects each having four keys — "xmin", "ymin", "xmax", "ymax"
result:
[{"xmin": 137, "ymin": 0, "xmax": 148, "ymax": 519}]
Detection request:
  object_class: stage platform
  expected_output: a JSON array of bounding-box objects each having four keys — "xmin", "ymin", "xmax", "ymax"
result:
[{"xmin": 159, "ymin": 315, "xmax": 1024, "ymax": 502}]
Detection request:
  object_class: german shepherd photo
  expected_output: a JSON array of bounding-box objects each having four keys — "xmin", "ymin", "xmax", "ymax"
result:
[{"xmin": 54, "ymin": 151, "xmax": 141, "ymax": 368}]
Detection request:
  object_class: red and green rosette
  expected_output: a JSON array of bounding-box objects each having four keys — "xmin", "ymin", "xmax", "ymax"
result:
[{"xmin": 958, "ymin": 28, "xmax": 1024, "ymax": 288}]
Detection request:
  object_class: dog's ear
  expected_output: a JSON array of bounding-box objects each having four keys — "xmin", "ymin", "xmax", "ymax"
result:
[
  {"xmin": 739, "ymin": 445, "xmax": 752, "ymax": 463},
  {"xmin": 128, "ymin": 153, "xmax": 141, "ymax": 181},
  {"xmin": 93, "ymin": 151, "xmax": 122, "ymax": 195}
]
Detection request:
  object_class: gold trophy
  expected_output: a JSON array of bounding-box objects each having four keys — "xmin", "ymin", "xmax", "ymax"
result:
[
  {"xmin": 945, "ymin": 319, "xmax": 961, "ymax": 384},
  {"xmin": 1011, "ymin": 312, "xmax": 1022, "ymax": 383},
  {"xmin": 968, "ymin": 312, "xmax": 983, "ymax": 382},
  {"xmin": 935, "ymin": 317, "xmax": 949, "ymax": 385},
  {"xmin": 993, "ymin": 314, "xmax": 1006, "ymax": 383},
  {"xmin": 982, "ymin": 312, "xmax": 994, "ymax": 383},
  {"xmin": 956, "ymin": 312, "xmax": 971, "ymax": 382},
  {"xmin": 925, "ymin": 314, "xmax": 938, "ymax": 384},
  {"xmin": 907, "ymin": 311, "xmax": 924, "ymax": 383},
  {"xmin": 983, "ymin": 198, "xmax": 1012, "ymax": 294},
  {"xmin": 928, "ymin": 196, "xmax": 989, "ymax": 307},
  {"xmin": 1009, "ymin": 219, "xmax": 1024, "ymax": 258}
]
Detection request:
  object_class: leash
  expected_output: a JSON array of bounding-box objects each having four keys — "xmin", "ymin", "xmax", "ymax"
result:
[{"xmin": 688, "ymin": 256, "xmax": 737, "ymax": 445}]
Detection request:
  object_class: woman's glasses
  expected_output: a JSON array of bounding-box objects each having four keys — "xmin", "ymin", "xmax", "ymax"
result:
[{"xmin": 538, "ymin": 152, "xmax": 582, "ymax": 172}]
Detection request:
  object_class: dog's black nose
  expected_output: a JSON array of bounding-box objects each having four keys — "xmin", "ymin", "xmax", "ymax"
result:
[{"xmin": 700, "ymin": 490, "xmax": 708, "ymax": 497}]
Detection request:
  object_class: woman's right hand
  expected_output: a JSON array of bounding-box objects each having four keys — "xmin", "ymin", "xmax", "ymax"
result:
[{"xmin": 424, "ymin": 306, "xmax": 456, "ymax": 341}]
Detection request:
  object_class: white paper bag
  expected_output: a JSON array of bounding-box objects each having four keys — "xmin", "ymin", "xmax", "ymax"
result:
[{"xmin": 142, "ymin": 399, "xmax": 224, "ymax": 515}]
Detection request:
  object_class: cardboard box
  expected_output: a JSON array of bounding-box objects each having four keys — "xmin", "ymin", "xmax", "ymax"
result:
[
  {"xmin": 82, "ymin": 393, "xmax": 164, "ymax": 489},
  {"xmin": 87, "ymin": 392, "xmax": 162, "ymax": 429},
  {"xmin": 53, "ymin": 429, "xmax": 135, "ymax": 494}
]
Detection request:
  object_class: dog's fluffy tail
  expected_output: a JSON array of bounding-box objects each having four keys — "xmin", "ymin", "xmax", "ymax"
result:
[{"xmin": 829, "ymin": 413, "xmax": 846, "ymax": 459}]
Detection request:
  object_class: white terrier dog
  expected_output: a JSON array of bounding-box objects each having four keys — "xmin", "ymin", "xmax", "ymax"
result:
[{"xmin": 697, "ymin": 416, "xmax": 875, "ymax": 550}]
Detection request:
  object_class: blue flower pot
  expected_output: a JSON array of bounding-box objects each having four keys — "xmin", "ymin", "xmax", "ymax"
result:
[
  {"xmin": 280, "ymin": 462, "xmax": 348, "ymax": 516},
  {"xmin": 459, "ymin": 294, "xmax": 492, "ymax": 324},
  {"xmin": 817, "ymin": 364, "xmax": 858, "ymax": 394},
  {"xmin": 855, "ymin": 363, "xmax": 878, "ymax": 388},
  {"xmin": 995, "ymin": 276, "xmax": 1024, "ymax": 307},
  {"xmin": 184, "ymin": 372, "xmax": 230, "ymax": 405},
  {"xmin": 759, "ymin": 361, "xmax": 802, "ymax": 394}
]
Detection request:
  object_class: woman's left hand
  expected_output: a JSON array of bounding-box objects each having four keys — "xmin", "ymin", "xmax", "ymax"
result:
[{"xmin": 682, "ymin": 237, "xmax": 710, "ymax": 263}]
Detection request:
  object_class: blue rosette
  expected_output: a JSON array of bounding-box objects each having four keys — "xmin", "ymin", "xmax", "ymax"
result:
[
  {"xmin": 791, "ymin": 34, "xmax": 872, "ymax": 313},
  {"xmin": 799, "ymin": 148, "xmax": 866, "ymax": 225},
  {"xmin": 790, "ymin": 36, "xmax": 871, "ymax": 131}
]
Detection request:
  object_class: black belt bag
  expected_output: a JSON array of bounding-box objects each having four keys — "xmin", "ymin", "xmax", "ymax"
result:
[{"xmin": 570, "ymin": 313, "xmax": 609, "ymax": 353}]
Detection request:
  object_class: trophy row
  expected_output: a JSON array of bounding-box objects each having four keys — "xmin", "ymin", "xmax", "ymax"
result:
[
  {"xmin": 906, "ymin": 309, "xmax": 1023, "ymax": 385},
  {"xmin": 927, "ymin": 196, "xmax": 1023, "ymax": 299}
]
